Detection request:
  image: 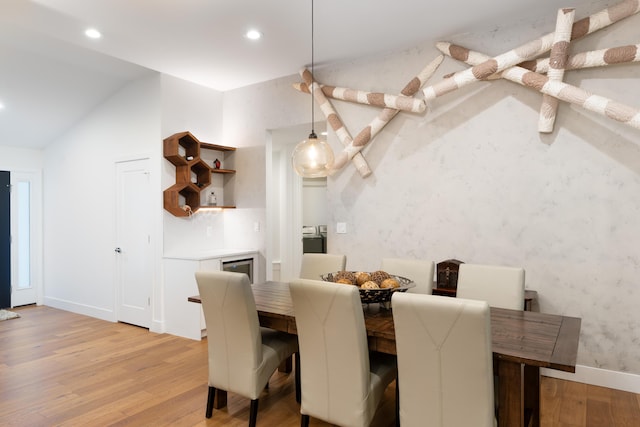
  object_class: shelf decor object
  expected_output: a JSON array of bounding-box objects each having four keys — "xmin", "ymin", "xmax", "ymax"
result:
[{"xmin": 163, "ymin": 131, "xmax": 236, "ymax": 217}]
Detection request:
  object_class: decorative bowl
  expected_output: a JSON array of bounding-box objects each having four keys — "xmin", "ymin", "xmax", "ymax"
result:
[{"xmin": 320, "ymin": 271, "xmax": 415, "ymax": 304}]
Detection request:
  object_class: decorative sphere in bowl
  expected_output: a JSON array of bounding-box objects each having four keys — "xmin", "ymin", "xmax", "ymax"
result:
[{"xmin": 320, "ymin": 271, "xmax": 414, "ymax": 304}]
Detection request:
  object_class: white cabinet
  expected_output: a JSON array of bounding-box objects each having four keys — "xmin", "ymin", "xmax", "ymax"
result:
[{"xmin": 163, "ymin": 250, "xmax": 257, "ymax": 340}]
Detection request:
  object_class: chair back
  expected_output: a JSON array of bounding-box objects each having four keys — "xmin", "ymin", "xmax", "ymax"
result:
[
  {"xmin": 382, "ymin": 258, "xmax": 434, "ymax": 294},
  {"xmin": 289, "ymin": 278, "xmax": 372, "ymax": 426},
  {"xmin": 456, "ymin": 263, "xmax": 525, "ymax": 310},
  {"xmin": 195, "ymin": 270, "xmax": 262, "ymax": 397},
  {"xmin": 299, "ymin": 253, "xmax": 346, "ymax": 280},
  {"xmin": 392, "ymin": 293, "xmax": 494, "ymax": 427}
]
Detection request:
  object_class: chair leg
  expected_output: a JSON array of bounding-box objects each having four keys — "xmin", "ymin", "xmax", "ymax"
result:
[
  {"xmin": 206, "ymin": 386, "xmax": 216, "ymax": 418},
  {"xmin": 301, "ymin": 414, "xmax": 310, "ymax": 427},
  {"xmin": 295, "ymin": 352, "xmax": 301, "ymax": 403},
  {"xmin": 249, "ymin": 399, "xmax": 259, "ymax": 427}
]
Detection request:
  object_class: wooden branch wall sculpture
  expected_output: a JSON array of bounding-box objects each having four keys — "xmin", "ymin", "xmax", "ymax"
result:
[
  {"xmin": 292, "ymin": 0, "xmax": 640, "ymax": 177},
  {"xmin": 423, "ymin": 0, "xmax": 640, "ymax": 102},
  {"xmin": 437, "ymin": 42, "xmax": 640, "ymax": 129}
]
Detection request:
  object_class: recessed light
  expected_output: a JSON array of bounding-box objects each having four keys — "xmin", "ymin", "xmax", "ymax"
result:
[
  {"xmin": 245, "ymin": 29, "xmax": 262, "ymax": 40},
  {"xmin": 0, "ymin": 101, "xmax": 5, "ymax": 110},
  {"xmin": 85, "ymin": 28, "xmax": 102, "ymax": 39}
]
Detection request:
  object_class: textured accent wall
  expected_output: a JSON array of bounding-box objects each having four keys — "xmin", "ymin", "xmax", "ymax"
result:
[{"xmin": 223, "ymin": 3, "xmax": 640, "ymax": 374}]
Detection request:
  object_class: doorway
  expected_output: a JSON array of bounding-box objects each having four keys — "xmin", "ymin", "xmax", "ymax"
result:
[
  {"xmin": 302, "ymin": 177, "xmax": 328, "ymax": 254},
  {"xmin": 0, "ymin": 171, "xmax": 9, "ymax": 308},
  {"xmin": 115, "ymin": 158, "xmax": 153, "ymax": 328},
  {"xmin": 266, "ymin": 123, "xmax": 327, "ymax": 283}
]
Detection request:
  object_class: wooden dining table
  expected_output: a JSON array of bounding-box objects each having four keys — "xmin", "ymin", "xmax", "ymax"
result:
[{"xmin": 189, "ymin": 281, "xmax": 581, "ymax": 427}]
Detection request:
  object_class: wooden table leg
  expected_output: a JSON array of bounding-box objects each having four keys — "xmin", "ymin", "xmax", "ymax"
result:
[
  {"xmin": 214, "ymin": 390, "xmax": 227, "ymax": 409},
  {"xmin": 278, "ymin": 355, "xmax": 293, "ymax": 373},
  {"xmin": 498, "ymin": 360, "xmax": 524, "ymax": 427},
  {"xmin": 524, "ymin": 365, "xmax": 540, "ymax": 427}
]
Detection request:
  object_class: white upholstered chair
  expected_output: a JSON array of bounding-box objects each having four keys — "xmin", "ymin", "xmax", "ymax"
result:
[
  {"xmin": 392, "ymin": 292, "xmax": 495, "ymax": 427},
  {"xmin": 381, "ymin": 258, "xmax": 434, "ymax": 294},
  {"xmin": 195, "ymin": 270, "xmax": 299, "ymax": 427},
  {"xmin": 289, "ymin": 278, "xmax": 397, "ymax": 427},
  {"xmin": 299, "ymin": 253, "xmax": 346, "ymax": 280},
  {"xmin": 456, "ymin": 263, "xmax": 525, "ymax": 310}
]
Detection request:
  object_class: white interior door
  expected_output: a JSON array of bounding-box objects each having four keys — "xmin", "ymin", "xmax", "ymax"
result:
[{"xmin": 116, "ymin": 158, "xmax": 152, "ymax": 327}]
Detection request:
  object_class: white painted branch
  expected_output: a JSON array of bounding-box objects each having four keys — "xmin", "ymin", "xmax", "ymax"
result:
[
  {"xmin": 539, "ymin": 8, "xmax": 575, "ymax": 133},
  {"xmin": 520, "ymin": 44, "xmax": 640, "ymax": 73},
  {"xmin": 292, "ymin": 82, "xmax": 426, "ymax": 113},
  {"xmin": 443, "ymin": 44, "xmax": 640, "ymax": 79}
]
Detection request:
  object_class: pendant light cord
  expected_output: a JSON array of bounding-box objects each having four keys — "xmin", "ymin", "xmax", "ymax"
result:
[{"xmin": 310, "ymin": 0, "xmax": 317, "ymax": 139}]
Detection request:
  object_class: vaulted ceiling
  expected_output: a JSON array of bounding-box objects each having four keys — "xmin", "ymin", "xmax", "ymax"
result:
[{"xmin": 1, "ymin": 0, "xmax": 576, "ymax": 148}]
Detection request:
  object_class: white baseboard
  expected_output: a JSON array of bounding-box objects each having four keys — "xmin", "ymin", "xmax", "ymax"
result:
[
  {"xmin": 150, "ymin": 319, "xmax": 165, "ymax": 334},
  {"xmin": 542, "ymin": 365, "xmax": 640, "ymax": 394},
  {"xmin": 43, "ymin": 296, "xmax": 116, "ymax": 323}
]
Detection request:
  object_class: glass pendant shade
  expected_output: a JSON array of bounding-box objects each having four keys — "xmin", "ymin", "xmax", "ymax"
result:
[{"xmin": 292, "ymin": 132, "xmax": 334, "ymax": 177}]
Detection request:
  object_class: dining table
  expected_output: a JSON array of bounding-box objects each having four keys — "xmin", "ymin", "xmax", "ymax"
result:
[{"xmin": 189, "ymin": 280, "xmax": 581, "ymax": 427}]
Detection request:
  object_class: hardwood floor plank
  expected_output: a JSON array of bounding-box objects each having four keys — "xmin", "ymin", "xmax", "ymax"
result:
[
  {"xmin": 1, "ymin": 306, "xmax": 638, "ymax": 426},
  {"xmin": 586, "ymin": 399, "xmax": 613, "ymax": 427},
  {"xmin": 608, "ymin": 387, "xmax": 640, "ymax": 427}
]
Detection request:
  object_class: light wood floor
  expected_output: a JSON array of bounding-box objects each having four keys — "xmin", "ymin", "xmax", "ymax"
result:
[{"xmin": 1, "ymin": 306, "xmax": 639, "ymax": 426}]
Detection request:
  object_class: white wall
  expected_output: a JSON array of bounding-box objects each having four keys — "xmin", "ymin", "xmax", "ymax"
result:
[
  {"xmin": 0, "ymin": 146, "xmax": 43, "ymax": 170},
  {"xmin": 303, "ymin": 178, "xmax": 328, "ymax": 227},
  {"xmin": 223, "ymin": 77, "xmax": 312, "ymax": 282},
  {"xmin": 160, "ymin": 75, "xmax": 226, "ymax": 255},
  {"xmin": 222, "ymin": 3, "xmax": 640, "ymax": 376},
  {"xmin": 43, "ymin": 74, "xmax": 162, "ymax": 321}
]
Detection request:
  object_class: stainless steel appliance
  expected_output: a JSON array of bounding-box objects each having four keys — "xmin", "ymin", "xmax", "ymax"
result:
[
  {"xmin": 222, "ymin": 258, "xmax": 254, "ymax": 283},
  {"xmin": 302, "ymin": 225, "xmax": 327, "ymax": 253},
  {"xmin": 302, "ymin": 225, "xmax": 325, "ymax": 253}
]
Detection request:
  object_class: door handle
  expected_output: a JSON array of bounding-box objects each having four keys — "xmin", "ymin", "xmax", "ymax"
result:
[{"xmin": 115, "ymin": 247, "xmax": 122, "ymax": 253}]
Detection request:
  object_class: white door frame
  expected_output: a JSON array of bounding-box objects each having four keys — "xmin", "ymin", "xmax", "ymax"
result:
[{"xmin": 10, "ymin": 170, "xmax": 42, "ymax": 307}]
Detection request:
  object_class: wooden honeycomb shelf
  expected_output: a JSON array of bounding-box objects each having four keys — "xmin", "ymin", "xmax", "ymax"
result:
[{"xmin": 163, "ymin": 131, "xmax": 236, "ymax": 217}]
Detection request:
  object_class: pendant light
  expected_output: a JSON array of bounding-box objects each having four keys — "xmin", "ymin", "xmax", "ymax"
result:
[{"xmin": 292, "ymin": 0, "xmax": 334, "ymax": 178}]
